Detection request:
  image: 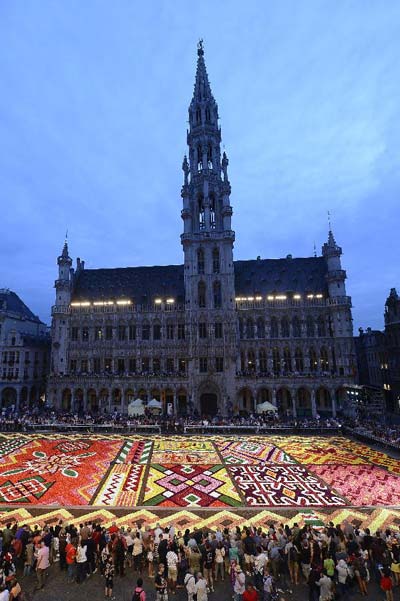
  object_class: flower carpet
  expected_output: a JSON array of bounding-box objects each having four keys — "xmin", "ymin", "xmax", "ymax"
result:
[{"xmin": 0, "ymin": 434, "xmax": 398, "ymax": 511}]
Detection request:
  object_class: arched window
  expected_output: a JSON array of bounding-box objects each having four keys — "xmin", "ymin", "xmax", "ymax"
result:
[
  {"xmin": 283, "ymin": 347, "xmax": 292, "ymax": 372},
  {"xmin": 257, "ymin": 318, "xmax": 265, "ymax": 339},
  {"xmin": 292, "ymin": 316, "xmax": 301, "ymax": 338},
  {"xmin": 196, "ymin": 108, "xmax": 201, "ymax": 124},
  {"xmin": 320, "ymin": 347, "xmax": 329, "ymax": 371},
  {"xmin": 281, "ymin": 317, "xmax": 290, "ymax": 338},
  {"xmin": 270, "ymin": 317, "xmax": 278, "ymax": 338},
  {"xmin": 295, "ymin": 348, "xmax": 304, "ymax": 372},
  {"xmin": 197, "ymin": 145, "xmax": 203, "ymax": 171},
  {"xmin": 210, "ymin": 194, "xmax": 216, "ymax": 229},
  {"xmin": 207, "ymin": 144, "xmax": 213, "ymax": 169},
  {"xmin": 306, "ymin": 315, "xmax": 315, "ymax": 337},
  {"xmin": 197, "ymin": 248, "xmax": 205, "ymax": 274},
  {"xmin": 238, "ymin": 318, "xmax": 244, "ymax": 339},
  {"xmin": 198, "ymin": 196, "xmax": 205, "ymax": 230},
  {"xmin": 309, "ymin": 347, "xmax": 318, "ymax": 372},
  {"xmin": 247, "ymin": 350, "xmax": 256, "ymax": 372},
  {"xmin": 212, "ymin": 248, "xmax": 220, "ymax": 273},
  {"xmin": 213, "ymin": 281, "xmax": 221, "ymax": 308},
  {"xmin": 259, "ymin": 348, "xmax": 267, "ymax": 372},
  {"xmin": 272, "ymin": 347, "xmax": 280, "ymax": 375},
  {"xmin": 246, "ymin": 318, "xmax": 254, "ymax": 339},
  {"xmin": 205, "ymin": 107, "xmax": 211, "ymax": 123},
  {"xmin": 240, "ymin": 351, "xmax": 246, "ymax": 372},
  {"xmin": 198, "ymin": 282, "xmax": 206, "ymax": 308},
  {"xmin": 317, "ymin": 316, "xmax": 326, "ymax": 337}
]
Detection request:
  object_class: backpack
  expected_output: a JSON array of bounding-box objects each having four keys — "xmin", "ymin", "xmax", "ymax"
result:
[{"xmin": 132, "ymin": 588, "xmax": 144, "ymax": 601}]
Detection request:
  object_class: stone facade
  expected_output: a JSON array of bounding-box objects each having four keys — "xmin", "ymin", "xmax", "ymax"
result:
[
  {"xmin": 48, "ymin": 44, "xmax": 357, "ymax": 417},
  {"xmin": 0, "ymin": 289, "xmax": 50, "ymax": 410}
]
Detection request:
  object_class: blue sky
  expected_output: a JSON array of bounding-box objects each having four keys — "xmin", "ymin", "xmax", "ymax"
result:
[{"xmin": 0, "ymin": 0, "xmax": 399, "ymax": 330}]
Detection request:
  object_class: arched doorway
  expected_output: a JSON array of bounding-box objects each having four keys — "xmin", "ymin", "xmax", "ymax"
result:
[
  {"xmin": 277, "ymin": 387, "xmax": 292, "ymax": 416},
  {"xmin": 87, "ymin": 389, "xmax": 98, "ymax": 413},
  {"xmin": 1, "ymin": 387, "xmax": 17, "ymax": 409},
  {"xmin": 200, "ymin": 393, "xmax": 218, "ymax": 416},
  {"xmin": 62, "ymin": 388, "xmax": 72, "ymax": 411}
]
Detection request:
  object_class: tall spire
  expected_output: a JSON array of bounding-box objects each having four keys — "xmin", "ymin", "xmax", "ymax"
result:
[{"xmin": 190, "ymin": 40, "xmax": 215, "ymax": 107}]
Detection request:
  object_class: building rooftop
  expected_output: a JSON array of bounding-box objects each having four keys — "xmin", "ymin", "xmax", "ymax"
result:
[
  {"xmin": 0, "ymin": 289, "xmax": 43, "ymax": 323},
  {"xmin": 71, "ymin": 256, "xmax": 328, "ymax": 303}
]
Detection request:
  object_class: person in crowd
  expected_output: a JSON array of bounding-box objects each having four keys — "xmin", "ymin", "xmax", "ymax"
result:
[
  {"xmin": 76, "ymin": 539, "xmax": 88, "ymax": 584},
  {"xmin": 155, "ymin": 563, "xmax": 168, "ymax": 601},
  {"xmin": 184, "ymin": 569, "xmax": 196, "ymax": 601},
  {"xmin": 36, "ymin": 540, "xmax": 50, "ymax": 590},
  {"xmin": 133, "ymin": 577, "xmax": 146, "ymax": 601},
  {"xmin": 233, "ymin": 563, "xmax": 245, "ymax": 601},
  {"xmin": 104, "ymin": 555, "xmax": 115, "ymax": 600},
  {"xmin": 195, "ymin": 572, "xmax": 208, "ymax": 601}
]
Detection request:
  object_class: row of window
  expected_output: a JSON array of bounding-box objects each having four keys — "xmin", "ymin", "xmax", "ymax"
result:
[
  {"xmin": 239, "ymin": 315, "xmax": 328, "ymax": 339},
  {"xmin": 70, "ymin": 322, "xmax": 225, "ymax": 342},
  {"xmin": 2, "ymin": 351, "xmax": 45, "ymax": 364},
  {"xmin": 197, "ymin": 281, "xmax": 221, "ymax": 308},
  {"xmin": 239, "ymin": 347, "xmax": 333, "ymax": 374},
  {"xmin": 68, "ymin": 355, "xmax": 225, "ymax": 375}
]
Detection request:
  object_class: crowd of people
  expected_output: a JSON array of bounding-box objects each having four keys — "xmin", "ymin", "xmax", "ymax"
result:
[{"xmin": 1, "ymin": 518, "xmax": 400, "ymax": 600}]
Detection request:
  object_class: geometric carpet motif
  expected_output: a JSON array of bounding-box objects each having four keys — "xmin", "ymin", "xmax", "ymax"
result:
[
  {"xmin": 91, "ymin": 464, "xmax": 144, "ymax": 506},
  {"xmin": 268, "ymin": 436, "xmax": 368, "ymax": 465},
  {"xmin": 337, "ymin": 440, "xmax": 400, "ymax": 474},
  {"xmin": 0, "ymin": 436, "xmax": 123, "ymax": 505},
  {"xmin": 216, "ymin": 439, "xmax": 295, "ymax": 464},
  {"xmin": 311, "ymin": 464, "xmax": 400, "ymax": 506},
  {"xmin": 114, "ymin": 440, "xmax": 153, "ymax": 464},
  {"xmin": 143, "ymin": 464, "xmax": 241, "ymax": 507},
  {"xmin": 229, "ymin": 464, "xmax": 347, "ymax": 507},
  {"xmin": 153, "ymin": 439, "xmax": 215, "ymax": 452}
]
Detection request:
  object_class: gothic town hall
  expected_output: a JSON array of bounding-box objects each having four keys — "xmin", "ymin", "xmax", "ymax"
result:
[{"xmin": 49, "ymin": 44, "xmax": 356, "ymax": 417}]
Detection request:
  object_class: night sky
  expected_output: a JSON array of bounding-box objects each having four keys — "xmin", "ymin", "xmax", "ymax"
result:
[{"xmin": 1, "ymin": 1, "xmax": 399, "ymax": 330}]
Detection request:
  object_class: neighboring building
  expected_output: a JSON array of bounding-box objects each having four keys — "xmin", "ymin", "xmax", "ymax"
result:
[
  {"xmin": 0, "ymin": 289, "xmax": 50, "ymax": 410},
  {"xmin": 48, "ymin": 43, "xmax": 357, "ymax": 417},
  {"xmin": 355, "ymin": 288, "xmax": 400, "ymax": 414},
  {"xmin": 384, "ymin": 288, "xmax": 400, "ymax": 412}
]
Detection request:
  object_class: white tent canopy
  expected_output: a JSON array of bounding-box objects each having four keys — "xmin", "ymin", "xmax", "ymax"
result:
[
  {"xmin": 148, "ymin": 398, "xmax": 162, "ymax": 409},
  {"xmin": 256, "ymin": 401, "xmax": 278, "ymax": 414},
  {"xmin": 128, "ymin": 398, "xmax": 145, "ymax": 416},
  {"xmin": 130, "ymin": 398, "xmax": 144, "ymax": 406}
]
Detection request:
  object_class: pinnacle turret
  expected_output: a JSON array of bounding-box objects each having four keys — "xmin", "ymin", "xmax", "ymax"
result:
[{"xmin": 190, "ymin": 40, "xmax": 215, "ymax": 107}]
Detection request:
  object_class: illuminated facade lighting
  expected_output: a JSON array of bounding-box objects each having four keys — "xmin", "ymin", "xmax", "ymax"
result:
[
  {"xmin": 267, "ymin": 295, "xmax": 274, "ymax": 301},
  {"xmin": 116, "ymin": 300, "xmax": 132, "ymax": 305},
  {"xmin": 70, "ymin": 301, "xmax": 91, "ymax": 307},
  {"xmin": 247, "ymin": 296, "xmax": 254, "ymax": 301},
  {"xmin": 315, "ymin": 294, "xmax": 323, "ymax": 299},
  {"xmin": 255, "ymin": 296, "xmax": 262, "ymax": 301},
  {"xmin": 154, "ymin": 299, "xmax": 162, "ymax": 304},
  {"xmin": 166, "ymin": 298, "xmax": 175, "ymax": 304},
  {"xmin": 275, "ymin": 295, "xmax": 287, "ymax": 300},
  {"xmin": 293, "ymin": 294, "xmax": 301, "ymax": 300},
  {"xmin": 307, "ymin": 294, "xmax": 314, "ymax": 299}
]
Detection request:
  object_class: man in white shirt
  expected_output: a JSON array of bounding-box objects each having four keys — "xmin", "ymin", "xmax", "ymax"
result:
[
  {"xmin": 166, "ymin": 547, "xmax": 178, "ymax": 594},
  {"xmin": 36, "ymin": 541, "xmax": 50, "ymax": 589}
]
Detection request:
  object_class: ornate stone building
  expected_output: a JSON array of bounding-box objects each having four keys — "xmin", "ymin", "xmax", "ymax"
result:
[
  {"xmin": 0, "ymin": 289, "xmax": 50, "ymax": 410},
  {"xmin": 48, "ymin": 44, "xmax": 356, "ymax": 417}
]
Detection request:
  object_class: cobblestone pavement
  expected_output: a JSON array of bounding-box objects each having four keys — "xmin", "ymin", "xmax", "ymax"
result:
[{"xmin": 19, "ymin": 562, "xmax": 387, "ymax": 601}]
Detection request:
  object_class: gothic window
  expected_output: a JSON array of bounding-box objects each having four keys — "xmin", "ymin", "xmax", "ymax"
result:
[
  {"xmin": 199, "ymin": 357, "xmax": 208, "ymax": 373},
  {"xmin": 317, "ymin": 316, "xmax": 326, "ymax": 337},
  {"xmin": 117, "ymin": 358, "xmax": 125, "ymax": 374},
  {"xmin": 281, "ymin": 317, "xmax": 290, "ymax": 338},
  {"xmin": 246, "ymin": 318, "xmax": 254, "ymax": 339},
  {"xmin": 71, "ymin": 327, "xmax": 78, "ymax": 341},
  {"xmin": 105, "ymin": 326, "xmax": 113, "ymax": 340},
  {"xmin": 153, "ymin": 358, "xmax": 161, "ymax": 373},
  {"xmin": 166, "ymin": 358, "xmax": 174, "ymax": 373},
  {"xmin": 320, "ymin": 347, "xmax": 329, "ymax": 371},
  {"xmin": 270, "ymin": 317, "xmax": 278, "ymax": 338},
  {"xmin": 129, "ymin": 358, "xmax": 136, "ymax": 373},
  {"xmin": 213, "ymin": 281, "xmax": 222, "ymax": 308},
  {"xmin": 166, "ymin": 323, "xmax": 174, "ymax": 339},
  {"xmin": 178, "ymin": 358, "xmax": 187, "ymax": 373},
  {"xmin": 205, "ymin": 107, "xmax": 211, "ymax": 123},
  {"xmin": 257, "ymin": 318, "xmax": 265, "ymax": 339},
  {"xmin": 199, "ymin": 196, "xmax": 205, "ymax": 229},
  {"xmin": 93, "ymin": 358, "xmax": 101, "ymax": 374},
  {"xmin": 240, "ymin": 351, "xmax": 246, "ymax": 372},
  {"xmin": 259, "ymin": 348, "xmax": 267, "ymax": 373},
  {"xmin": 199, "ymin": 322, "xmax": 207, "ymax": 338},
  {"xmin": 196, "ymin": 108, "xmax": 201, "ymax": 124},
  {"xmin": 306, "ymin": 315, "xmax": 315, "ymax": 337},
  {"xmin": 197, "ymin": 248, "xmax": 205, "ymax": 274},
  {"xmin": 210, "ymin": 194, "xmax": 216, "ymax": 228},
  {"xmin": 118, "ymin": 325, "xmax": 126, "ymax": 341},
  {"xmin": 153, "ymin": 323, "xmax": 161, "ymax": 340},
  {"xmin": 198, "ymin": 281, "xmax": 206, "ymax": 308},
  {"xmin": 309, "ymin": 347, "xmax": 318, "ymax": 372},
  {"xmin": 272, "ymin": 347, "xmax": 280, "ymax": 375},
  {"xmin": 142, "ymin": 322, "xmax": 150, "ymax": 340},
  {"xmin": 141, "ymin": 357, "xmax": 150, "ymax": 373},
  {"xmin": 177, "ymin": 323, "xmax": 185, "ymax": 340},
  {"xmin": 247, "ymin": 350, "xmax": 256, "ymax": 372},
  {"xmin": 212, "ymin": 248, "xmax": 220, "ymax": 273},
  {"xmin": 207, "ymin": 144, "xmax": 213, "ymax": 169},
  {"xmin": 128, "ymin": 324, "xmax": 136, "ymax": 340},
  {"xmin": 215, "ymin": 357, "xmax": 224, "ymax": 372},
  {"xmin": 295, "ymin": 348, "xmax": 304, "ymax": 372},
  {"xmin": 197, "ymin": 145, "xmax": 203, "ymax": 171},
  {"xmin": 283, "ymin": 347, "xmax": 292, "ymax": 372},
  {"xmin": 292, "ymin": 316, "xmax": 301, "ymax": 338},
  {"xmin": 214, "ymin": 322, "xmax": 223, "ymax": 338},
  {"xmin": 238, "ymin": 318, "xmax": 244, "ymax": 339},
  {"xmin": 94, "ymin": 327, "xmax": 102, "ymax": 341}
]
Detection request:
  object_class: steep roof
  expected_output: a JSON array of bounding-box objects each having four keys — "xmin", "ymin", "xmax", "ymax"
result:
[
  {"xmin": 0, "ymin": 290, "xmax": 42, "ymax": 323},
  {"xmin": 234, "ymin": 257, "xmax": 328, "ymax": 296},
  {"xmin": 72, "ymin": 265, "xmax": 185, "ymax": 304},
  {"xmin": 71, "ymin": 256, "xmax": 328, "ymax": 303}
]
